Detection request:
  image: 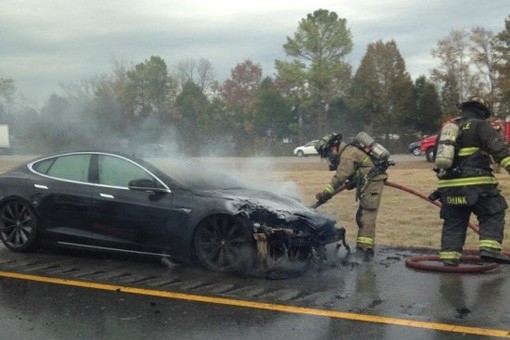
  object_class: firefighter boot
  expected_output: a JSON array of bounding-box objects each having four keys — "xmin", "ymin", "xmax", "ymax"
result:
[
  {"xmin": 442, "ymin": 259, "xmax": 459, "ymax": 267},
  {"xmin": 480, "ymin": 249, "xmax": 510, "ymax": 264},
  {"xmin": 342, "ymin": 247, "xmax": 373, "ymax": 265}
]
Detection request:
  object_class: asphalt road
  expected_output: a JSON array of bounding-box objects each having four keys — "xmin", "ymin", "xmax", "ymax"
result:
[{"xmin": 1, "ymin": 243, "xmax": 509, "ymax": 339}]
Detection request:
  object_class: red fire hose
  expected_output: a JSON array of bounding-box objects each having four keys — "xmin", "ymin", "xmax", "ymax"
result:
[{"xmin": 385, "ymin": 181, "xmax": 508, "ymax": 273}]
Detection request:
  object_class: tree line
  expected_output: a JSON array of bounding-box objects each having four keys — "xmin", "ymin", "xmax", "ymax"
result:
[{"xmin": 1, "ymin": 9, "xmax": 510, "ymax": 156}]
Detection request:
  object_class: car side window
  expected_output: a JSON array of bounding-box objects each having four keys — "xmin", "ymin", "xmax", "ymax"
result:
[
  {"xmin": 98, "ymin": 155, "xmax": 154, "ymax": 187},
  {"xmin": 35, "ymin": 154, "xmax": 91, "ymax": 182}
]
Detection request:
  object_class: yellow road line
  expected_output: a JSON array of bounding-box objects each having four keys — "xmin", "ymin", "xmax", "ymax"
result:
[{"xmin": 1, "ymin": 270, "xmax": 509, "ymax": 338}]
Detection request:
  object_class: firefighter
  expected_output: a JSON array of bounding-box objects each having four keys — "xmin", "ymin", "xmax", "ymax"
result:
[
  {"xmin": 433, "ymin": 96, "xmax": 510, "ymax": 266},
  {"xmin": 314, "ymin": 133, "xmax": 389, "ymax": 261}
]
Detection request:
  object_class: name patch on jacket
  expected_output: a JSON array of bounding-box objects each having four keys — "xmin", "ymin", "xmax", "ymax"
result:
[{"xmin": 446, "ymin": 196, "xmax": 468, "ymax": 205}]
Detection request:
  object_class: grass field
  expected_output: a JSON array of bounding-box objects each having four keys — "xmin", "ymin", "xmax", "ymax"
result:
[{"xmin": 1, "ymin": 155, "xmax": 509, "ymax": 251}]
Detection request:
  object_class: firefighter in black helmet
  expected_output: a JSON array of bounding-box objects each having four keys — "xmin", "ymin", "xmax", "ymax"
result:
[
  {"xmin": 433, "ymin": 96, "xmax": 510, "ymax": 266},
  {"xmin": 314, "ymin": 133, "xmax": 389, "ymax": 262}
]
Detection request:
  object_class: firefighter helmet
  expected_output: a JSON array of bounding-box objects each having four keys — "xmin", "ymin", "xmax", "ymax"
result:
[
  {"xmin": 460, "ymin": 96, "xmax": 492, "ymax": 119},
  {"xmin": 315, "ymin": 133, "xmax": 343, "ymax": 158}
]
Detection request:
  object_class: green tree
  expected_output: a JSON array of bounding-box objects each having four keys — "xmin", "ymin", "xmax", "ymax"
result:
[
  {"xmin": 251, "ymin": 77, "xmax": 292, "ymax": 139},
  {"xmin": 127, "ymin": 56, "xmax": 177, "ymax": 121},
  {"xmin": 275, "ymin": 9, "xmax": 353, "ymax": 138},
  {"xmin": 347, "ymin": 40, "xmax": 415, "ymax": 139},
  {"xmin": 174, "ymin": 81, "xmax": 209, "ymax": 155},
  {"xmin": 414, "ymin": 76, "xmax": 443, "ymax": 134}
]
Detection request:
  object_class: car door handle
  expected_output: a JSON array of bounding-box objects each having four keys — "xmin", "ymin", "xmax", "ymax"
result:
[
  {"xmin": 34, "ymin": 184, "xmax": 49, "ymax": 190},
  {"xmin": 99, "ymin": 193, "xmax": 115, "ymax": 199}
]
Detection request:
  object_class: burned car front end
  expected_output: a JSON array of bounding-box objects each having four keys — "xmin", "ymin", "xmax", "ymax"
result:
[{"xmin": 222, "ymin": 189, "xmax": 348, "ymax": 273}]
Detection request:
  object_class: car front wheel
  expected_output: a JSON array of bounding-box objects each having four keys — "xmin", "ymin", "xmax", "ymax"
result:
[
  {"xmin": 296, "ymin": 150, "xmax": 304, "ymax": 157},
  {"xmin": 412, "ymin": 147, "xmax": 421, "ymax": 156},
  {"xmin": 426, "ymin": 148, "xmax": 435, "ymax": 162},
  {"xmin": 0, "ymin": 200, "xmax": 39, "ymax": 252},
  {"xmin": 194, "ymin": 215, "xmax": 255, "ymax": 273}
]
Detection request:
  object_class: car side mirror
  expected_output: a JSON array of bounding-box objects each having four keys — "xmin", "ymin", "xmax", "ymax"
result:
[{"xmin": 128, "ymin": 178, "xmax": 169, "ymax": 193}]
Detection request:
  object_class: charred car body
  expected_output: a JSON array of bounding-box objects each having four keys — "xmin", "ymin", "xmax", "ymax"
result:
[{"xmin": 0, "ymin": 151, "xmax": 346, "ymax": 275}]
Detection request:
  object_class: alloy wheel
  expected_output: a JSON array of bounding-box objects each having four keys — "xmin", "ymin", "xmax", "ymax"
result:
[
  {"xmin": 194, "ymin": 216, "xmax": 255, "ymax": 272},
  {"xmin": 0, "ymin": 200, "xmax": 38, "ymax": 252}
]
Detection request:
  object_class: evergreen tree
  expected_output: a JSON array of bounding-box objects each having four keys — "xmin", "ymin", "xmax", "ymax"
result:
[
  {"xmin": 414, "ymin": 76, "xmax": 443, "ymax": 134},
  {"xmin": 275, "ymin": 9, "xmax": 353, "ymax": 138},
  {"xmin": 347, "ymin": 40, "xmax": 415, "ymax": 138}
]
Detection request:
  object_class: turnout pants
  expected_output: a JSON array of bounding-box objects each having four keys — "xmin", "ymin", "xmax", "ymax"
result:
[
  {"xmin": 440, "ymin": 186, "xmax": 507, "ymax": 253},
  {"xmin": 355, "ymin": 179, "xmax": 385, "ymax": 249}
]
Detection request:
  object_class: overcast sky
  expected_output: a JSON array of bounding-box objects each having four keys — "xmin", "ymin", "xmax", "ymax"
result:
[{"xmin": 1, "ymin": 0, "xmax": 508, "ymax": 105}]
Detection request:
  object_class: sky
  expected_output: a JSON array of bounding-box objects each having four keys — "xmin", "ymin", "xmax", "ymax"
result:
[{"xmin": 0, "ymin": 0, "xmax": 509, "ymax": 106}]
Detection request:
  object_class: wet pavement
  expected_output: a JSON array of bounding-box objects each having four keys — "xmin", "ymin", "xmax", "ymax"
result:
[{"xmin": 0, "ymin": 244, "xmax": 509, "ymax": 339}]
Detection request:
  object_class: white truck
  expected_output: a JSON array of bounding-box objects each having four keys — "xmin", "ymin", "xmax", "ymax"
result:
[{"xmin": 0, "ymin": 124, "xmax": 10, "ymax": 154}]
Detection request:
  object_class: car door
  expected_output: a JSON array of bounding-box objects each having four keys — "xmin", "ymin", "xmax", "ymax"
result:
[
  {"xmin": 90, "ymin": 154, "xmax": 184, "ymax": 254},
  {"xmin": 30, "ymin": 153, "xmax": 95, "ymax": 244}
]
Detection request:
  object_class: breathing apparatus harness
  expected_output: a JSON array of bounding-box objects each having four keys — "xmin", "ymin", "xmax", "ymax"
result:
[
  {"xmin": 317, "ymin": 132, "xmax": 394, "ymax": 200},
  {"xmin": 350, "ymin": 132, "xmax": 394, "ymax": 199}
]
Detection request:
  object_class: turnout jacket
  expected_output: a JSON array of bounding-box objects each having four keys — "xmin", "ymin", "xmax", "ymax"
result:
[
  {"xmin": 437, "ymin": 109, "xmax": 510, "ymax": 189},
  {"xmin": 324, "ymin": 142, "xmax": 388, "ymax": 195}
]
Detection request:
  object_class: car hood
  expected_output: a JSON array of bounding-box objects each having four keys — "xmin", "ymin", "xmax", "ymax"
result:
[{"xmin": 195, "ymin": 187, "xmax": 337, "ymax": 232}]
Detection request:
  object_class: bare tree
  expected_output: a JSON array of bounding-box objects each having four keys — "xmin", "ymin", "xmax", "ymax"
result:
[
  {"xmin": 470, "ymin": 27, "xmax": 501, "ymax": 112},
  {"xmin": 431, "ymin": 29, "xmax": 478, "ymax": 116},
  {"xmin": 174, "ymin": 58, "xmax": 216, "ymax": 93}
]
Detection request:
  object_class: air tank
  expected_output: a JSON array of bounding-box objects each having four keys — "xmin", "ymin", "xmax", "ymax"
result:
[
  {"xmin": 435, "ymin": 122, "xmax": 460, "ymax": 169},
  {"xmin": 355, "ymin": 132, "xmax": 391, "ymax": 160}
]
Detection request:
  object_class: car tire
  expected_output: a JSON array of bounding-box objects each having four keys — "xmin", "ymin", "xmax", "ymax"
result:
[
  {"xmin": 296, "ymin": 150, "xmax": 305, "ymax": 157},
  {"xmin": 0, "ymin": 200, "xmax": 39, "ymax": 252},
  {"xmin": 194, "ymin": 215, "xmax": 256, "ymax": 273},
  {"xmin": 426, "ymin": 148, "xmax": 435, "ymax": 162},
  {"xmin": 412, "ymin": 147, "xmax": 421, "ymax": 156}
]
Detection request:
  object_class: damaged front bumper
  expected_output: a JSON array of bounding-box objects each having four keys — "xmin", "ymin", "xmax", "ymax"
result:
[{"xmin": 252, "ymin": 223, "xmax": 349, "ymax": 270}]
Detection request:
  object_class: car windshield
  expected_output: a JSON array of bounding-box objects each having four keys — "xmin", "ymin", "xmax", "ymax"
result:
[{"xmin": 152, "ymin": 158, "xmax": 248, "ymax": 191}]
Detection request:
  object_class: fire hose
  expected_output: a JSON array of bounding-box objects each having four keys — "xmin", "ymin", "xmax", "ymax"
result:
[{"xmin": 312, "ymin": 180, "xmax": 509, "ymax": 273}]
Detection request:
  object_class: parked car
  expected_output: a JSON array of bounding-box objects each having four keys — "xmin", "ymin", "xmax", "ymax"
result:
[
  {"xmin": 408, "ymin": 141, "xmax": 421, "ymax": 156},
  {"xmin": 293, "ymin": 140, "xmax": 319, "ymax": 157},
  {"xmin": 0, "ymin": 151, "xmax": 345, "ymax": 275},
  {"xmin": 419, "ymin": 135, "xmax": 438, "ymax": 162}
]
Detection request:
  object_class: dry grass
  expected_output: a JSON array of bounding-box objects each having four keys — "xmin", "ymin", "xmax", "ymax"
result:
[{"xmin": 1, "ymin": 155, "xmax": 509, "ymax": 251}]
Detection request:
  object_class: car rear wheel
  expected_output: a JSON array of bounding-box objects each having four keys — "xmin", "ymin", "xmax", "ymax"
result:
[
  {"xmin": 0, "ymin": 200, "xmax": 39, "ymax": 252},
  {"xmin": 194, "ymin": 215, "xmax": 255, "ymax": 273}
]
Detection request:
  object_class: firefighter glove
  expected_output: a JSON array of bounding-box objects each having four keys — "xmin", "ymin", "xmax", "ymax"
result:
[
  {"xmin": 428, "ymin": 190, "xmax": 441, "ymax": 202},
  {"xmin": 316, "ymin": 191, "xmax": 333, "ymax": 203}
]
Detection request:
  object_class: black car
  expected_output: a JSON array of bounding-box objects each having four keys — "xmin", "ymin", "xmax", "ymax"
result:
[{"xmin": 0, "ymin": 151, "xmax": 345, "ymax": 275}]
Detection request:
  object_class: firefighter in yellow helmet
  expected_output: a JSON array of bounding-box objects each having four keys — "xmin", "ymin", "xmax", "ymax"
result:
[
  {"xmin": 432, "ymin": 96, "xmax": 510, "ymax": 266},
  {"xmin": 314, "ymin": 132, "xmax": 390, "ymax": 262}
]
